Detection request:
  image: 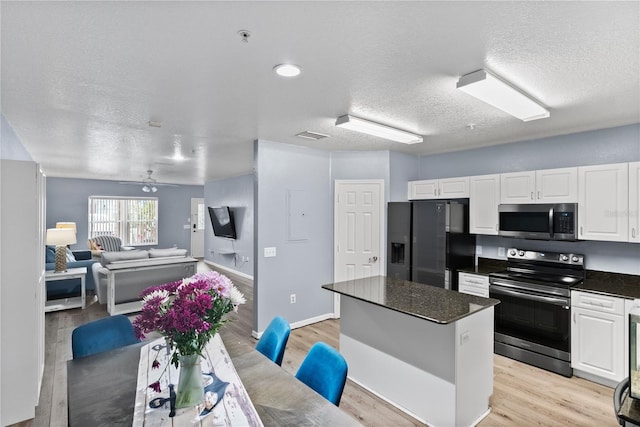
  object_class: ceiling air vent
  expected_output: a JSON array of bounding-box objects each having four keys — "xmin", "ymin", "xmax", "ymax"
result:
[{"xmin": 296, "ymin": 131, "xmax": 329, "ymax": 140}]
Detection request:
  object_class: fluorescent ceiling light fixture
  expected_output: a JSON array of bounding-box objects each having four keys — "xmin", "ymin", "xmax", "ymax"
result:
[
  {"xmin": 335, "ymin": 115, "xmax": 423, "ymax": 144},
  {"xmin": 456, "ymin": 69, "xmax": 550, "ymax": 122},
  {"xmin": 273, "ymin": 64, "xmax": 302, "ymax": 78}
]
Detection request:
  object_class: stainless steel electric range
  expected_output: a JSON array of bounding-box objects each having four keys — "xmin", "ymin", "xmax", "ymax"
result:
[{"xmin": 489, "ymin": 248, "xmax": 585, "ymax": 377}]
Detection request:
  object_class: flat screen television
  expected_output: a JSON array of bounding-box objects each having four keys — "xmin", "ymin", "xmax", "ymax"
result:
[{"xmin": 208, "ymin": 206, "xmax": 237, "ymax": 239}]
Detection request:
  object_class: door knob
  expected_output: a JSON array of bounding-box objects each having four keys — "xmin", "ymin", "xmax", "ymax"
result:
[{"xmin": 369, "ymin": 256, "xmax": 378, "ymax": 263}]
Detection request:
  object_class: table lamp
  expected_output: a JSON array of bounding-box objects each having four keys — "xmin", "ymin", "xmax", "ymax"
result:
[
  {"xmin": 46, "ymin": 228, "xmax": 77, "ymax": 272},
  {"xmin": 56, "ymin": 222, "xmax": 77, "ymax": 235}
]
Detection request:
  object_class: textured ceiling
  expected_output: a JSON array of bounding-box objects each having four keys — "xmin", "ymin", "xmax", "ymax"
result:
[{"xmin": 1, "ymin": 1, "xmax": 639, "ymax": 185}]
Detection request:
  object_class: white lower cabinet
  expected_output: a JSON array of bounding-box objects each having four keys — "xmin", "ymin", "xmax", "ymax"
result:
[
  {"xmin": 458, "ymin": 272, "xmax": 489, "ymax": 298},
  {"xmin": 571, "ymin": 290, "xmax": 633, "ymax": 386}
]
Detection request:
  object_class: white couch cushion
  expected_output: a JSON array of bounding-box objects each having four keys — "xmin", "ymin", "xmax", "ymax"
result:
[
  {"xmin": 100, "ymin": 250, "xmax": 149, "ymax": 266},
  {"xmin": 148, "ymin": 248, "xmax": 188, "ymax": 258}
]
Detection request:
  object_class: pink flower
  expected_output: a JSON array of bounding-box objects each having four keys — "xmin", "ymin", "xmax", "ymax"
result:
[
  {"xmin": 152, "ymin": 359, "xmax": 160, "ymax": 369},
  {"xmin": 148, "ymin": 381, "xmax": 161, "ymax": 393}
]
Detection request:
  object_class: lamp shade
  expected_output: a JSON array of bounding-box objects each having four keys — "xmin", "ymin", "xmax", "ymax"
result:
[
  {"xmin": 46, "ymin": 228, "xmax": 77, "ymax": 246},
  {"xmin": 56, "ymin": 222, "xmax": 77, "ymax": 234}
]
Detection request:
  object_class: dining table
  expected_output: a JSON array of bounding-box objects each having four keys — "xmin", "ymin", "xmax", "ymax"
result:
[{"xmin": 67, "ymin": 332, "xmax": 361, "ymax": 426}]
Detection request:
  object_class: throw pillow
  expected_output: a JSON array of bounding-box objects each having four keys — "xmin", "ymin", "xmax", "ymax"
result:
[
  {"xmin": 45, "ymin": 245, "xmax": 56, "ymax": 263},
  {"xmin": 65, "ymin": 247, "xmax": 76, "ymax": 262}
]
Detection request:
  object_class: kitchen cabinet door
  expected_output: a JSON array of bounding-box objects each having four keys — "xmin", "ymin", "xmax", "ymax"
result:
[
  {"xmin": 571, "ymin": 291, "xmax": 633, "ymax": 386},
  {"xmin": 578, "ymin": 163, "xmax": 629, "ymax": 242},
  {"xmin": 500, "ymin": 171, "xmax": 535, "ymax": 204},
  {"xmin": 536, "ymin": 167, "xmax": 578, "ymax": 203},
  {"xmin": 438, "ymin": 177, "xmax": 469, "ymax": 198},
  {"xmin": 469, "ymin": 174, "xmax": 500, "ymax": 235},
  {"xmin": 408, "ymin": 179, "xmax": 438, "ymax": 200},
  {"xmin": 630, "ymin": 161, "xmax": 640, "ymax": 242}
]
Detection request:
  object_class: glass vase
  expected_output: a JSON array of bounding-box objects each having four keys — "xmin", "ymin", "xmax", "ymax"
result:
[{"xmin": 175, "ymin": 354, "xmax": 204, "ymax": 408}]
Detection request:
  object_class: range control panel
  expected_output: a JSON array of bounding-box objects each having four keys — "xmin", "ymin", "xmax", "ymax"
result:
[{"xmin": 507, "ymin": 248, "xmax": 584, "ymax": 266}]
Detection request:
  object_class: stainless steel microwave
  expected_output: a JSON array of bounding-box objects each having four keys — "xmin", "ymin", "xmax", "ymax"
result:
[{"xmin": 498, "ymin": 203, "xmax": 578, "ymax": 241}]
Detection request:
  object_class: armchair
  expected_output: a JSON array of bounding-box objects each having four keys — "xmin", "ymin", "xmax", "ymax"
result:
[{"xmin": 87, "ymin": 235, "xmax": 124, "ymax": 256}]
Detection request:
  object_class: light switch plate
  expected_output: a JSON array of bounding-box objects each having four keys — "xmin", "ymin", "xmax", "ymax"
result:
[{"xmin": 264, "ymin": 247, "xmax": 276, "ymax": 257}]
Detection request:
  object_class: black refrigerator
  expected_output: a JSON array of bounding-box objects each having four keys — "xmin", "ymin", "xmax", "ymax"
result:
[{"xmin": 387, "ymin": 200, "xmax": 476, "ymax": 290}]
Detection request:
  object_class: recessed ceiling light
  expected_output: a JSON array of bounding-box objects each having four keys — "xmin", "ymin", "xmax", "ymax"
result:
[
  {"xmin": 273, "ymin": 64, "xmax": 302, "ymax": 78},
  {"xmin": 296, "ymin": 131, "xmax": 329, "ymax": 140}
]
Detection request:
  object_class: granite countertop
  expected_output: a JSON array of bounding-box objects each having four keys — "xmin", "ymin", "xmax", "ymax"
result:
[
  {"xmin": 572, "ymin": 270, "xmax": 640, "ymax": 299},
  {"xmin": 322, "ymin": 276, "xmax": 499, "ymax": 324},
  {"xmin": 458, "ymin": 258, "xmax": 507, "ymax": 275}
]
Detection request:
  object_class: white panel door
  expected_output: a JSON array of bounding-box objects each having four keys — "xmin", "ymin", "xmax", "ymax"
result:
[
  {"xmin": 190, "ymin": 198, "xmax": 205, "ymax": 257},
  {"xmin": 334, "ymin": 180, "xmax": 384, "ymax": 316}
]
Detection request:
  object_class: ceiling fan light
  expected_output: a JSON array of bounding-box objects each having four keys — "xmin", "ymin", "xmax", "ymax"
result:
[
  {"xmin": 142, "ymin": 185, "xmax": 151, "ymax": 192},
  {"xmin": 151, "ymin": 186, "xmax": 158, "ymax": 193}
]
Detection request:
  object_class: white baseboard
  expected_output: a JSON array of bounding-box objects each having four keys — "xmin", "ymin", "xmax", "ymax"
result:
[
  {"xmin": 203, "ymin": 259, "xmax": 253, "ymax": 281},
  {"xmin": 251, "ymin": 312, "xmax": 335, "ymax": 339}
]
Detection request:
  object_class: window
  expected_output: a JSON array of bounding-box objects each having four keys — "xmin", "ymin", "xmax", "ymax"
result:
[{"xmin": 88, "ymin": 196, "xmax": 158, "ymax": 246}]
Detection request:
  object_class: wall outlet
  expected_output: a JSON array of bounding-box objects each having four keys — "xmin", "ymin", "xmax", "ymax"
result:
[
  {"xmin": 290, "ymin": 294, "xmax": 296, "ymax": 304},
  {"xmin": 264, "ymin": 247, "xmax": 276, "ymax": 257},
  {"xmin": 242, "ymin": 256, "xmax": 249, "ymax": 262}
]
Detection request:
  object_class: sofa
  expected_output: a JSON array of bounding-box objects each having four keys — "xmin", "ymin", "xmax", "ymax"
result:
[
  {"xmin": 93, "ymin": 248, "xmax": 197, "ymax": 315},
  {"xmin": 45, "ymin": 247, "xmax": 98, "ymax": 298}
]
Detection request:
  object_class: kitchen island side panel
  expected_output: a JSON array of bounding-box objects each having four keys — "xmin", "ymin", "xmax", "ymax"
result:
[{"xmin": 339, "ymin": 295, "xmax": 493, "ymax": 427}]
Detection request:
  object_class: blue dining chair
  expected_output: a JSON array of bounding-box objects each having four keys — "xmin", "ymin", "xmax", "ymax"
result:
[
  {"xmin": 255, "ymin": 316, "xmax": 291, "ymax": 366},
  {"xmin": 71, "ymin": 314, "xmax": 139, "ymax": 359},
  {"xmin": 295, "ymin": 341, "xmax": 348, "ymax": 406}
]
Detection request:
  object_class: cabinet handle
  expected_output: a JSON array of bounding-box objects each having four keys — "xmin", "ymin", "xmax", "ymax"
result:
[
  {"xmin": 537, "ymin": 191, "xmax": 541, "ymax": 200},
  {"xmin": 633, "ymin": 228, "xmax": 637, "ymax": 238},
  {"xmin": 573, "ymin": 312, "xmax": 576, "ymax": 323},
  {"xmin": 531, "ymin": 192, "xmax": 534, "ymax": 200},
  {"xmin": 580, "ymin": 226, "xmax": 583, "ymax": 236}
]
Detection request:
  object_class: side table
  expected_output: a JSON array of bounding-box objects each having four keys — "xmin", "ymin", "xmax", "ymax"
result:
[{"xmin": 45, "ymin": 267, "xmax": 87, "ymax": 312}]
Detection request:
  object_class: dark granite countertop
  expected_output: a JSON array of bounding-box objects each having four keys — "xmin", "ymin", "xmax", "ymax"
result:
[
  {"xmin": 572, "ymin": 270, "xmax": 640, "ymax": 299},
  {"xmin": 322, "ymin": 276, "xmax": 500, "ymax": 324},
  {"xmin": 458, "ymin": 258, "xmax": 507, "ymax": 276}
]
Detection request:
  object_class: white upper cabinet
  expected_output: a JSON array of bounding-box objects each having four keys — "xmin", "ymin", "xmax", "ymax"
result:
[
  {"xmin": 408, "ymin": 177, "xmax": 469, "ymax": 200},
  {"xmin": 469, "ymin": 174, "xmax": 500, "ymax": 235},
  {"xmin": 630, "ymin": 161, "xmax": 640, "ymax": 242},
  {"xmin": 578, "ymin": 163, "xmax": 629, "ymax": 242},
  {"xmin": 500, "ymin": 171, "xmax": 535, "ymax": 203},
  {"xmin": 500, "ymin": 167, "xmax": 578, "ymax": 204},
  {"xmin": 536, "ymin": 167, "xmax": 578, "ymax": 203}
]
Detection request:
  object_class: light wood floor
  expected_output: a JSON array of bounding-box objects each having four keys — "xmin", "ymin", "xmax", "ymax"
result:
[{"xmin": 16, "ymin": 263, "xmax": 620, "ymax": 427}]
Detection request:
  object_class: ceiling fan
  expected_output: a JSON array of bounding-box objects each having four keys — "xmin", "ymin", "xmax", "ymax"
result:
[{"xmin": 118, "ymin": 170, "xmax": 178, "ymax": 192}]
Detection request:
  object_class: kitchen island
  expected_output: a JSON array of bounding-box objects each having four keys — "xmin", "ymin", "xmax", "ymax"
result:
[{"xmin": 323, "ymin": 276, "xmax": 499, "ymax": 427}]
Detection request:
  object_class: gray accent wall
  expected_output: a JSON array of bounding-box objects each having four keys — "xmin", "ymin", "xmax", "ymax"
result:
[
  {"xmin": 254, "ymin": 139, "xmax": 333, "ymax": 333},
  {"xmin": 418, "ymin": 124, "xmax": 640, "ymax": 179},
  {"xmin": 389, "ymin": 151, "xmax": 419, "ymax": 201},
  {"xmin": 46, "ymin": 177, "xmax": 203, "ymax": 252},
  {"xmin": 417, "ymin": 124, "xmax": 640, "ymax": 274},
  {"xmin": 203, "ymin": 174, "xmax": 254, "ymax": 277},
  {"xmin": 1, "ymin": 114, "xmax": 32, "ymax": 161}
]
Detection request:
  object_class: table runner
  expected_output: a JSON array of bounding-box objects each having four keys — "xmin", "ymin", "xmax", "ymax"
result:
[{"xmin": 133, "ymin": 335, "xmax": 263, "ymax": 426}]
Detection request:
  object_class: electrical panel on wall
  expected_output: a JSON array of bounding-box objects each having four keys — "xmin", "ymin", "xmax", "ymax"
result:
[{"xmin": 287, "ymin": 189, "xmax": 309, "ymax": 241}]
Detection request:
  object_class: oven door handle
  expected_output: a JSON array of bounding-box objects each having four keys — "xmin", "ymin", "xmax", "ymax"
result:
[{"xmin": 490, "ymin": 284, "xmax": 570, "ymax": 306}]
